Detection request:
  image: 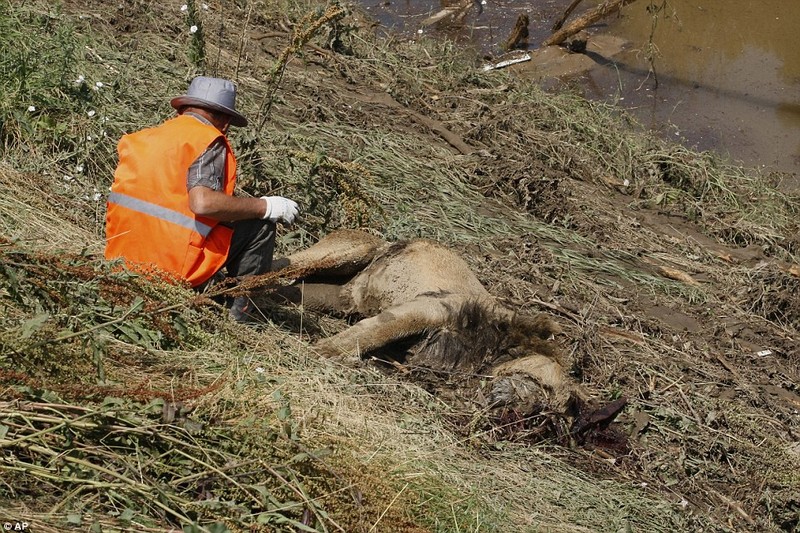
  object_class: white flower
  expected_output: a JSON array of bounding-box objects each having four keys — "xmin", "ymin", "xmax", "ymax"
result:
[
  {"xmin": 255, "ymin": 367, "xmax": 265, "ymax": 373},
  {"xmin": 94, "ymin": 81, "xmax": 104, "ymax": 91},
  {"xmin": 87, "ymin": 135, "xmax": 93, "ymax": 141},
  {"xmin": 63, "ymin": 175, "xmax": 74, "ymax": 182},
  {"xmin": 180, "ymin": 4, "xmax": 188, "ymax": 11},
  {"xmin": 87, "ymin": 110, "xmax": 96, "ymax": 117},
  {"xmin": 76, "ymin": 74, "xmax": 85, "ymax": 84},
  {"xmin": 93, "ymin": 191, "xmax": 102, "ymax": 202},
  {"xmin": 27, "ymin": 105, "xmax": 36, "ymax": 112},
  {"xmin": 189, "ymin": 25, "xmax": 198, "ymax": 34},
  {"xmin": 417, "ymin": 29, "xmax": 423, "ymax": 34},
  {"xmin": 202, "ymin": 3, "xmax": 208, "ymax": 9},
  {"xmin": 76, "ymin": 164, "xmax": 84, "ymax": 173}
]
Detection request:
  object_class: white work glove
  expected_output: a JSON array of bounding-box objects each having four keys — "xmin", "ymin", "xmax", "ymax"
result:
[{"xmin": 261, "ymin": 196, "xmax": 299, "ymax": 224}]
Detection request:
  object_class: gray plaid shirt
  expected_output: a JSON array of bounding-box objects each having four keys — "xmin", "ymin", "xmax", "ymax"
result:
[{"xmin": 185, "ymin": 112, "xmax": 227, "ymax": 192}]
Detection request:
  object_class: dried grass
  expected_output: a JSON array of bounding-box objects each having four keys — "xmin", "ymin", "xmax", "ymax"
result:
[{"xmin": 1, "ymin": 0, "xmax": 798, "ymax": 531}]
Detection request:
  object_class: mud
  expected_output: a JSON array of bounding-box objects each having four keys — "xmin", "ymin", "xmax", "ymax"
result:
[{"xmin": 590, "ymin": 0, "xmax": 800, "ymax": 182}]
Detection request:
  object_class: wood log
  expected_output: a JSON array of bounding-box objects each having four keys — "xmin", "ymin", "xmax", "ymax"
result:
[
  {"xmin": 420, "ymin": 0, "xmax": 474, "ymax": 27},
  {"xmin": 503, "ymin": 13, "xmax": 530, "ymax": 51},
  {"xmin": 552, "ymin": 0, "xmax": 585, "ymax": 32},
  {"xmin": 543, "ymin": 0, "xmax": 639, "ymax": 47}
]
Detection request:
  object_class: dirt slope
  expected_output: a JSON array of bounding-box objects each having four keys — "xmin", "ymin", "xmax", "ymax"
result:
[
  {"xmin": 244, "ymin": 8, "xmax": 800, "ymax": 527},
  {"xmin": 248, "ymin": 9, "xmax": 800, "ymax": 526}
]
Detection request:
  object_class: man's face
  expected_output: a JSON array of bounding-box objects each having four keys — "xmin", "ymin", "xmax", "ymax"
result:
[
  {"xmin": 212, "ymin": 113, "xmax": 231, "ymax": 135},
  {"xmin": 205, "ymin": 110, "xmax": 231, "ymax": 134}
]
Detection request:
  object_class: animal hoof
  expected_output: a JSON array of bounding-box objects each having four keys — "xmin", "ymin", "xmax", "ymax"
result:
[{"xmin": 313, "ymin": 339, "xmax": 350, "ymax": 359}]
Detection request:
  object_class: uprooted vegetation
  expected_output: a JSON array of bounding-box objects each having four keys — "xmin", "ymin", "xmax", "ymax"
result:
[{"xmin": 1, "ymin": 0, "xmax": 799, "ymax": 531}]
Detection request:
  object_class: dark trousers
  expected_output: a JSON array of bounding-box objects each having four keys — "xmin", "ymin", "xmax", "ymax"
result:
[
  {"xmin": 196, "ymin": 218, "xmax": 276, "ymax": 296},
  {"xmin": 224, "ymin": 218, "xmax": 277, "ymax": 277}
]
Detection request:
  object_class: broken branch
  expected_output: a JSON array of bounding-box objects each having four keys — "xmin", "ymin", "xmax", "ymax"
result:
[
  {"xmin": 543, "ymin": 0, "xmax": 639, "ymax": 47},
  {"xmin": 552, "ymin": 0, "xmax": 585, "ymax": 32}
]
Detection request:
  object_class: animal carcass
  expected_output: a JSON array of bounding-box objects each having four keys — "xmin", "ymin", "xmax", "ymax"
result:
[{"xmin": 276, "ymin": 229, "xmax": 587, "ymax": 416}]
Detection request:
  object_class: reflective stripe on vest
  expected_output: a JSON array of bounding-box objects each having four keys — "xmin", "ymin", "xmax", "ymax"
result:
[{"xmin": 108, "ymin": 191, "xmax": 213, "ymax": 238}]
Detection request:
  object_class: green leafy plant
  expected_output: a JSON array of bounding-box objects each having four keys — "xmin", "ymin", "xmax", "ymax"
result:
[
  {"xmin": 183, "ymin": 0, "xmax": 207, "ymax": 69},
  {"xmin": 0, "ymin": 244, "xmax": 197, "ymax": 382}
]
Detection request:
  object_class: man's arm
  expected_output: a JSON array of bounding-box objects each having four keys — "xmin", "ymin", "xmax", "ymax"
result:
[
  {"xmin": 188, "ymin": 185, "xmax": 267, "ymax": 222},
  {"xmin": 185, "ymin": 135, "xmax": 258, "ymax": 221},
  {"xmin": 185, "ymin": 135, "xmax": 298, "ymax": 224}
]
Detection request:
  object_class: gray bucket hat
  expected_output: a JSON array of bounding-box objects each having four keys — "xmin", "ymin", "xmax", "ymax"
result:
[{"xmin": 170, "ymin": 76, "xmax": 248, "ymax": 127}]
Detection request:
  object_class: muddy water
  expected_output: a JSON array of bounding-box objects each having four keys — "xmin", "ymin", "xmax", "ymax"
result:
[
  {"xmin": 596, "ymin": 0, "xmax": 800, "ymax": 182},
  {"xmin": 360, "ymin": 0, "xmax": 800, "ymax": 186}
]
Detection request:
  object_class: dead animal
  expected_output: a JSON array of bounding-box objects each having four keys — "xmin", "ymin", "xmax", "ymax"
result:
[{"xmin": 273, "ymin": 230, "xmax": 589, "ymax": 417}]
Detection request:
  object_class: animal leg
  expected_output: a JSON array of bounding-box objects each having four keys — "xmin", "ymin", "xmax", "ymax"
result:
[
  {"xmin": 490, "ymin": 306, "xmax": 562, "ymax": 339},
  {"xmin": 279, "ymin": 229, "xmax": 386, "ymax": 277},
  {"xmin": 313, "ymin": 296, "xmax": 456, "ymax": 358},
  {"xmin": 271, "ymin": 282, "xmax": 354, "ymax": 316}
]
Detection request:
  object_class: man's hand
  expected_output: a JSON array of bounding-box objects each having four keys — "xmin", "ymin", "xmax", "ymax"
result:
[{"xmin": 262, "ymin": 196, "xmax": 299, "ymax": 224}]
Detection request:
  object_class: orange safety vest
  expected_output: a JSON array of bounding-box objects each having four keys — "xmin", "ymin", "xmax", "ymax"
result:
[{"xmin": 105, "ymin": 115, "xmax": 237, "ymax": 287}]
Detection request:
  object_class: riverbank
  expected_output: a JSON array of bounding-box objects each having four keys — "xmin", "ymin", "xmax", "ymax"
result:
[
  {"xmin": 0, "ymin": 0, "xmax": 798, "ymax": 531},
  {"xmin": 363, "ymin": 0, "xmax": 800, "ymax": 184}
]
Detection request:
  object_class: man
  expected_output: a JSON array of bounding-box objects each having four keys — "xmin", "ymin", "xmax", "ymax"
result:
[{"xmin": 105, "ymin": 76, "xmax": 298, "ymax": 320}]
